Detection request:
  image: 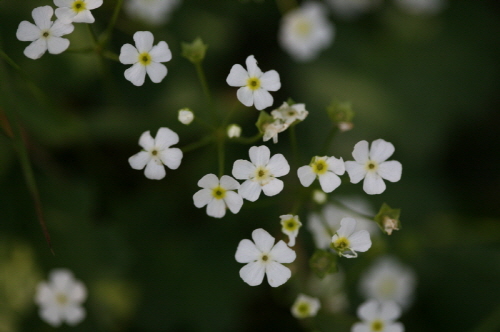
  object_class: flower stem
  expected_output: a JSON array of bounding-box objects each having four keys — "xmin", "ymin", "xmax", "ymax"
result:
[
  {"xmin": 181, "ymin": 135, "xmax": 213, "ymax": 153},
  {"xmin": 320, "ymin": 125, "xmax": 338, "ymax": 155},
  {"xmin": 289, "ymin": 125, "xmax": 299, "ymax": 165},
  {"xmin": 217, "ymin": 132, "xmax": 225, "ymax": 177},
  {"xmin": 231, "ymin": 132, "xmax": 263, "ymax": 144},
  {"xmin": 99, "ymin": 0, "xmax": 124, "ymax": 48}
]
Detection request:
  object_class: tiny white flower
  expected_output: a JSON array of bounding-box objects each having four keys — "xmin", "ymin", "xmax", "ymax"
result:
[
  {"xmin": 279, "ymin": 2, "xmax": 334, "ymax": 62},
  {"xmin": 263, "ymin": 120, "xmax": 288, "ymax": 144},
  {"xmin": 227, "ymin": 124, "xmax": 242, "ymax": 138},
  {"xmin": 125, "ymin": 0, "xmax": 181, "ymax": 25},
  {"xmin": 178, "ymin": 108, "xmax": 194, "ymax": 125},
  {"xmin": 54, "ymin": 0, "xmax": 103, "ymax": 24},
  {"xmin": 352, "ymin": 300, "xmax": 404, "ymax": 332},
  {"xmin": 298, "ymin": 156, "xmax": 345, "ymax": 193},
  {"xmin": 271, "ymin": 102, "xmax": 309, "ymax": 126},
  {"xmin": 232, "ymin": 145, "xmax": 290, "ymax": 202},
  {"xmin": 312, "ymin": 189, "xmax": 327, "ymax": 204},
  {"xmin": 327, "ymin": 0, "xmax": 381, "ymax": 20},
  {"xmin": 331, "ymin": 217, "xmax": 371, "ymax": 258},
  {"xmin": 291, "ymin": 293, "xmax": 321, "ymax": 319},
  {"xmin": 235, "ymin": 228, "xmax": 296, "ymax": 287},
  {"xmin": 119, "ymin": 31, "xmax": 172, "ymax": 86},
  {"xmin": 345, "ymin": 139, "xmax": 402, "ymax": 195},
  {"xmin": 34, "ymin": 269, "xmax": 87, "ymax": 327},
  {"xmin": 280, "ymin": 214, "xmax": 302, "ymax": 247},
  {"xmin": 226, "ymin": 55, "xmax": 281, "ymax": 110},
  {"xmin": 128, "ymin": 127, "xmax": 183, "ymax": 180},
  {"xmin": 193, "ymin": 174, "xmax": 243, "ymax": 218},
  {"xmin": 394, "ymin": 0, "xmax": 446, "ymax": 16},
  {"xmin": 16, "ymin": 6, "xmax": 74, "ymax": 60}
]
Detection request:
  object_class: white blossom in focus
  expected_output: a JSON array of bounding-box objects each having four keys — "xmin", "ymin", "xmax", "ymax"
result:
[
  {"xmin": 297, "ymin": 156, "xmax": 345, "ymax": 193},
  {"xmin": 227, "ymin": 124, "xmax": 242, "ymax": 138},
  {"xmin": 291, "ymin": 294, "xmax": 321, "ymax": 318},
  {"xmin": 193, "ymin": 174, "xmax": 243, "ymax": 218},
  {"xmin": 280, "ymin": 214, "xmax": 302, "ymax": 247},
  {"xmin": 16, "ymin": 6, "xmax": 74, "ymax": 60},
  {"xmin": 119, "ymin": 31, "xmax": 172, "ymax": 86},
  {"xmin": 327, "ymin": 0, "xmax": 380, "ymax": 20},
  {"xmin": 54, "ymin": 0, "xmax": 103, "ymax": 24},
  {"xmin": 279, "ymin": 2, "xmax": 334, "ymax": 62},
  {"xmin": 345, "ymin": 139, "xmax": 402, "ymax": 195},
  {"xmin": 331, "ymin": 217, "xmax": 371, "ymax": 258},
  {"xmin": 352, "ymin": 300, "xmax": 404, "ymax": 332},
  {"xmin": 128, "ymin": 127, "xmax": 183, "ymax": 180},
  {"xmin": 271, "ymin": 102, "xmax": 309, "ymax": 126},
  {"xmin": 35, "ymin": 269, "xmax": 87, "ymax": 327},
  {"xmin": 394, "ymin": 0, "xmax": 446, "ymax": 16},
  {"xmin": 235, "ymin": 228, "xmax": 296, "ymax": 287},
  {"xmin": 125, "ymin": 0, "xmax": 181, "ymax": 25},
  {"xmin": 178, "ymin": 109, "xmax": 194, "ymax": 125},
  {"xmin": 226, "ymin": 55, "xmax": 281, "ymax": 110}
]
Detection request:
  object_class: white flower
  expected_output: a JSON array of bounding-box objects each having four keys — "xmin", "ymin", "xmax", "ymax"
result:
[
  {"xmin": 235, "ymin": 228, "xmax": 296, "ymax": 287},
  {"xmin": 298, "ymin": 156, "xmax": 345, "ymax": 193},
  {"xmin": 359, "ymin": 256, "xmax": 417, "ymax": 309},
  {"xmin": 178, "ymin": 108, "xmax": 194, "ymax": 125},
  {"xmin": 128, "ymin": 127, "xmax": 183, "ymax": 180},
  {"xmin": 263, "ymin": 120, "xmax": 288, "ymax": 144},
  {"xmin": 232, "ymin": 145, "xmax": 290, "ymax": 202},
  {"xmin": 226, "ymin": 55, "xmax": 281, "ymax": 110},
  {"xmin": 227, "ymin": 124, "xmax": 242, "ymax": 138},
  {"xmin": 352, "ymin": 300, "xmax": 404, "ymax": 332},
  {"xmin": 345, "ymin": 139, "xmax": 402, "ymax": 195},
  {"xmin": 16, "ymin": 6, "xmax": 74, "ymax": 60},
  {"xmin": 279, "ymin": 2, "xmax": 334, "ymax": 62},
  {"xmin": 54, "ymin": 0, "xmax": 103, "ymax": 24},
  {"xmin": 280, "ymin": 214, "xmax": 302, "ymax": 247},
  {"xmin": 307, "ymin": 272, "xmax": 348, "ymax": 314},
  {"xmin": 394, "ymin": 0, "xmax": 446, "ymax": 16},
  {"xmin": 125, "ymin": 0, "xmax": 181, "ymax": 25},
  {"xmin": 327, "ymin": 0, "xmax": 380, "ymax": 20},
  {"xmin": 34, "ymin": 269, "xmax": 87, "ymax": 327},
  {"xmin": 312, "ymin": 189, "xmax": 327, "ymax": 204},
  {"xmin": 291, "ymin": 294, "xmax": 321, "ymax": 318},
  {"xmin": 271, "ymin": 102, "xmax": 309, "ymax": 126},
  {"xmin": 119, "ymin": 31, "xmax": 172, "ymax": 86},
  {"xmin": 193, "ymin": 174, "xmax": 243, "ymax": 218},
  {"xmin": 331, "ymin": 217, "xmax": 371, "ymax": 258}
]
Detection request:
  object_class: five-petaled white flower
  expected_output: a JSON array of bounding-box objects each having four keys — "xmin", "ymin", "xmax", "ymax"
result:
[
  {"xmin": 128, "ymin": 127, "xmax": 183, "ymax": 180},
  {"xmin": 235, "ymin": 228, "xmax": 296, "ymax": 287},
  {"xmin": 119, "ymin": 31, "xmax": 172, "ymax": 86},
  {"xmin": 125, "ymin": 0, "xmax": 181, "ymax": 25},
  {"xmin": 271, "ymin": 102, "xmax": 309, "ymax": 126},
  {"xmin": 279, "ymin": 2, "xmax": 334, "ymax": 62},
  {"xmin": 226, "ymin": 55, "xmax": 281, "ymax": 110},
  {"xmin": 232, "ymin": 145, "xmax": 290, "ymax": 201},
  {"xmin": 193, "ymin": 174, "xmax": 243, "ymax": 218},
  {"xmin": 280, "ymin": 214, "xmax": 302, "ymax": 247},
  {"xmin": 54, "ymin": 0, "xmax": 103, "ymax": 24},
  {"xmin": 352, "ymin": 300, "xmax": 404, "ymax": 332},
  {"xmin": 345, "ymin": 139, "xmax": 402, "ymax": 195},
  {"xmin": 291, "ymin": 293, "xmax": 321, "ymax": 319},
  {"xmin": 331, "ymin": 217, "xmax": 371, "ymax": 258},
  {"xmin": 34, "ymin": 269, "xmax": 87, "ymax": 327},
  {"xmin": 298, "ymin": 156, "xmax": 345, "ymax": 193},
  {"xmin": 16, "ymin": 6, "xmax": 74, "ymax": 60}
]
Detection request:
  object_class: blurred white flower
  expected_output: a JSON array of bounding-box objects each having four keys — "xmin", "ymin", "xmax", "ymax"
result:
[
  {"xmin": 331, "ymin": 217, "xmax": 371, "ymax": 258},
  {"xmin": 119, "ymin": 31, "xmax": 172, "ymax": 86},
  {"xmin": 394, "ymin": 0, "xmax": 446, "ymax": 16},
  {"xmin": 54, "ymin": 0, "xmax": 103, "ymax": 24},
  {"xmin": 128, "ymin": 127, "xmax": 183, "ymax": 180},
  {"xmin": 35, "ymin": 269, "xmax": 87, "ymax": 327},
  {"xmin": 193, "ymin": 174, "xmax": 243, "ymax": 218},
  {"xmin": 297, "ymin": 156, "xmax": 345, "ymax": 193},
  {"xmin": 235, "ymin": 228, "xmax": 296, "ymax": 287},
  {"xmin": 312, "ymin": 189, "xmax": 327, "ymax": 204},
  {"xmin": 226, "ymin": 55, "xmax": 281, "ymax": 110},
  {"xmin": 352, "ymin": 300, "xmax": 404, "ymax": 332},
  {"xmin": 227, "ymin": 124, "xmax": 242, "ymax": 138},
  {"xmin": 279, "ymin": 2, "xmax": 334, "ymax": 62},
  {"xmin": 307, "ymin": 272, "xmax": 348, "ymax": 314},
  {"xmin": 291, "ymin": 294, "xmax": 321, "ymax": 318},
  {"xmin": 359, "ymin": 256, "xmax": 417, "ymax": 309},
  {"xmin": 125, "ymin": 0, "xmax": 181, "ymax": 25},
  {"xmin": 178, "ymin": 108, "xmax": 194, "ymax": 125},
  {"xmin": 232, "ymin": 145, "xmax": 290, "ymax": 201},
  {"xmin": 345, "ymin": 139, "xmax": 402, "ymax": 195},
  {"xmin": 280, "ymin": 214, "xmax": 302, "ymax": 246},
  {"xmin": 16, "ymin": 6, "xmax": 74, "ymax": 60},
  {"xmin": 327, "ymin": 0, "xmax": 380, "ymax": 20},
  {"xmin": 271, "ymin": 102, "xmax": 309, "ymax": 126},
  {"xmin": 263, "ymin": 120, "xmax": 288, "ymax": 144}
]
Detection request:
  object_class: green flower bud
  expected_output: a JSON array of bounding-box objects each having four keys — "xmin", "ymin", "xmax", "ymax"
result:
[
  {"xmin": 374, "ymin": 203, "xmax": 402, "ymax": 235},
  {"xmin": 309, "ymin": 249, "xmax": 337, "ymax": 278},
  {"xmin": 181, "ymin": 37, "xmax": 208, "ymax": 64},
  {"xmin": 327, "ymin": 101, "xmax": 355, "ymax": 132}
]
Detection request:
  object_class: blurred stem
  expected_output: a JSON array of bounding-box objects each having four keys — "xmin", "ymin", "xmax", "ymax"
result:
[
  {"xmin": 99, "ymin": 0, "xmax": 124, "ymax": 48},
  {"xmin": 181, "ymin": 135, "xmax": 213, "ymax": 153},
  {"xmin": 320, "ymin": 125, "xmax": 338, "ymax": 155},
  {"xmin": 231, "ymin": 132, "xmax": 263, "ymax": 144},
  {"xmin": 87, "ymin": 23, "xmax": 99, "ymax": 46},
  {"xmin": 217, "ymin": 132, "xmax": 225, "ymax": 177},
  {"xmin": 289, "ymin": 125, "xmax": 299, "ymax": 165},
  {"xmin": 275, "ymin": 0, "xmax": 298, "ymax": 14},
  {"xmin": 101, "ymin": 50, "xmax": 120, "ymax": 62},
  {"xmin": 471, "ymin": 304, "xmax": 500, "ymax": 332}
]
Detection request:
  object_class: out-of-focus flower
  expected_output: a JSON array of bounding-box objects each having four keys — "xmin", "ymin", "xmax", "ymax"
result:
[
  {"xmin": 125, "ymin": 0, "xmax": 181, "ymax": 25},
  {"xmin": 297, "ymin": 156, "xmax": 345, "ymax": 193},
  {"xmin": 193, "ymin": 174, "xmax": 243, "ymax": 218},
  {"xmin": 280, "ymin": 214, "xmax": 302, "ymax": 246},
  {"xmin": 227, "ymin": 124, "xmax": 242, "ymax": 138},
  {"xmin": 331, "ymin": 217, "xmax": 371, "ymax": 258},
  {"xmin": 178, "ymin": 108, "xmax": 194, "ymax": 125},
  {"xmin": 54, "ymin": 0, "xmax": 103, "ymax": 24},
  {"xmin": 352, "ymin": 300, "xmax": 404, "ymax": 332},
  {"xmin": 312, "ymin": 189, "xmax": 327, "ymax": 204},
  {"xmin": 271, "ymin": 102, "xmax": 309, "ymax": 126},
  {"xmin": 291, "ymin": 294, "xmax": 321, "ymax": 318},
  {"xmin": 308, "ymin": 272, "xmax": 348, "ymax": 314}
]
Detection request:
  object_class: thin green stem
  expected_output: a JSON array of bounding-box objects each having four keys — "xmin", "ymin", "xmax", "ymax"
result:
[
  {"xmin": 230, "ymin": 132, "xmax": 263, "ymax": 144},
  {"xmin": 101, "ymin": 50, "xmax": 120, "ymax": 62},
  {"xmin": 217, "ymin": 134, "xmax": 225, "ymax": 177},
  {"xmin": 289, "ymin": 125, "xmax": 299, "ymax": 165},
  {"xmin": 86, "ymin": 23, "xmax": 99, "ymax": 46},
  {"xmin": 320, "ymin": 125, "xmax": 338, "ymax": 155},
  {"xmin": 181, "ymin": 135, "xmax": 213, "ymax": 153},
  {"xmin": 99, "ymin": 0, "xmax": 124, "ymax": 48},
  {"xmin": 195, "ymin": 62, "xmax": 212, "ymax": 103}
]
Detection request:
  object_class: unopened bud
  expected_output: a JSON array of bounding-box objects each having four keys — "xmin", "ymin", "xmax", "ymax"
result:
[
  {"xmin": 227, "ymin": 124, "xmax": 241, "ymax": 138},
  {"xmin": 178, "ymin": 108, "xmax": 194, "ymax": 125}
]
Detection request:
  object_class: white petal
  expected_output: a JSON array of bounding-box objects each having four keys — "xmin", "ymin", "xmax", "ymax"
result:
[
  {"xmin": 17, "ymin": 21, "xmax": 41, "ymax": 41},
  {"xmin": 253, "ymin": 89, "xmax": 273, "ymax": 111},
  {"xmin": 73, "ymin": 10, "xmax": 94, "ymax": 23},
  {"xmin": 239, "ymin": 261, "xmax": 265, "ymax": 286},
  {"xmin": 207, "ymin": 198, "xmax": 226, "ymax": 218},
  {"xmin": 193, "ymin": 188, "xmax": 212, "ymax": 208},
  {"xmin": 149, "ymin": 41, "xmax": 172, "ymax": 62},
  {"xmin": 235, "ymin": 239, "xmax": 260, "ymax": 263},
  {"xmin": 236, "ymin": 87, "xmax": 254, "ymax": 107},
  {"xmin": 352, "ymin": 140, "xmax": 369, "ymax": 163},
  {"xmin": 269, "ymin": 240, "xmax": 296, "ymax": 263},
  {"xmin": 54, "ymin": 0, "xmax": 73, "ymax": 7},
  {"xmin": 40, "ymin": 306, "xmax": 63, "ymax": 327},
  {"xmin": 124, "ymin": 63, "xmax": 147, "ymax": 86},
  {"xmin": 265, "ymin": 261, "xmax": 291, "ymax": 287},
  {"xmin": 345, "ymin": 161, "xmax": 366, "ymax": 184},
  {"xmin": 144, "ymin": 159, "xmax": 165, "ymax": 180},
  {"xmin": 35, "ymin": 283, "xmax": 53, "ymax": 305},
  {"xmin": 85, "ymin": 0, "xmax": 103, "ymax": 10},
  {"xmin": 47, "ymin": 36, "xmax": 70, "ymax": 54},
  {"xmin": 249, "ymin": 145, "xmax": 270, "ymax": 166},
  {"xmin": 363, "ymin": 172, "xmax": 386, "ymax": 195},
  {"xmin": 297, "ymin": 165, "xmax": 316, "ymax": 187},
  {"xmin": 32, "ymin": 6, "xmax": 53, "ymax": 30},
  {"xmin": 259, "ymin": 70, "xmax": 281, "ymax": 91},
  {"xmin": 138, "ymin": 130, "xmax": 154, "ymax": 150},
  {"xmin": 232, "ymin": 160, "xmax": 255, "ymax": 180},
  {"xmin": 155, "ymin": 127, "xmax": 179, "ymax": 149},
  {"xmin": 349, "ymin": 230, "xmax": 371, "ymax": 253},
  {"xmin": 226, "ymin": 64, "xmax": 248, "ymax": 87},
  {"xmin": 197, "ymin": 173, "xmax": 219, "ymax": 189},
  {"xmin": 119, "ymin": 44, "xmax": 139, "ymax": 64},
  {"xmin": 370, "ymin": 139, "xmax": 395, "ymax": 163},
  {"xmin": 160, "ymin": 148, "xmax": 182, "ymax": 170},
  {"xmin": 262, "ymin": 178, "xmax": 284, "ymax": 196},
  {"xmin": 24, "ymin": 38, "xmax": 48, "ymax": 59},
  {"xmin": 54, "ymin": 7, "xmax": 76, "ymax": 24},
  {"xmin": 357, "ymin": 300, "xmax": 379, "ymax": 321},
  {"xmin": 128, "ymin": 151, "xmax": 150, "ymax": 170},
  {"xmin": 146, "ymin": 62, "xmax": 167, "ymax": 83},
  {"xmin": 380, "ymin": 302, "xmax": 402, "ymax": 321},
  {"xmin": 318, "ymin": 172, "xmax": 341, "ymax": 193},
  {"xmin": 385, "ymin": 323, "xmax": 404, "ymax": 332},
  {"xmin": 327, "ymin": 156, "xmax": 345, "ymax": 175},
  {"xmin": 224, "ymin": 191, "xmax": 243, "ymax": 214},
  {"xmin": 133, "ymin": 31, "xmax": 154, "ymax": 52},
  {"xmin": 50, "ymin": 20, "xmax": 74, "ymax": 37},
  {"xmin": 239, "ymin": 180, "xmax": 261, "ymax": 202},
  {"xmin": 267, "ymin": 153, "xmax": 290, "ymax": 177},
  {"xmin": 63, "ymin": 305, "xmax": 86, "ymax": 325},
  {"xmin": 252, "ymin": 228, "xmax": 275, "ymax": 253},
  {"xmin": 245, "ymin": 55, "xmax": 262, "ymax": 77},
  {"xmin": 220, "ymin": 175, "xmax": 240, "ymax": 191},
  {"xmin": 351, "ymin": 323, "xmax": 371, "ymax": 332},
  {"xmin": 336, "ymin": 217, "xmax": 356, "ymax": 238},
  {"xmin": 378, "ymin": 161, "xmax": 402, "ymax": 182}
]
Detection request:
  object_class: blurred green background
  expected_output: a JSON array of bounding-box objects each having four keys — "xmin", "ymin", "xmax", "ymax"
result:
[{"xmin": 1, "ymin": 0, "xmax": 500, "ymax": 331}]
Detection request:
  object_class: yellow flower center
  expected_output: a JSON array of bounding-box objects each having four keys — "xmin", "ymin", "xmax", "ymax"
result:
[
  {"xmin": 247, "ymin": 77, "xmax": 261, "ymax": 91},
  {"xmin": 72, "ymin": 0, "xmax": 87, "ymax": 12},
  {"xmin": 312, "ymin": 158, "xmax": 328, "ymax": 175},
  {"xmin": 139, "ymin": 52, "xmax": 152, "ymax": 66},
  {"xmin": 42, "ymin": 30, "xmax": 50, "ymax": 38},
  {"xmin": 56, "ymin": 293, "xmax": 68, "ymax": 305},
  {"xmin": 296, "ymin": 302, "xmax": 310, "ymax": 317},
  {"xmin": 282, "ymin": 218, "xmax": 299, "ymax": 232},
  {"xmin": 365, "ymin": 160, "xmax": 378, "ymax": 172},
  {"xmin": 261, "ymin": 254, "xmax": 269, "ymax": 262},
  {"xmin": 332, "ymin": 236, "xmax": 350, "ymax": 252},
  {"xmin": 371, "ymin": 319, "xmax": 384, "ymax": 331},
  {"xmin": 295, "ymin": 18, "xmax": 311, "ymax": 36},
  {"xmin": 253, "ymin": 166, "xmax": 271, "ymax": 186},
  {"xmin": 212, "ymin": 186, "xmax": 226, "ymax": 200}
]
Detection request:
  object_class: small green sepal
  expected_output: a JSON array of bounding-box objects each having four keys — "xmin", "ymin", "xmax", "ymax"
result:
[
  {"xmin": 181, "ymin": 37, "xmax": 208, "ymax": 64},
  {"xmin": 309, "ymin": 249, "xmax": 338, "ymax": 278},
  {"xmin": 327, "ymin": 101, "xmax": 355, "ymax": 132},
  {"xmin": 255, "ymin": 111, "xmax": 273, "ymax": 134},
  {"xmin": 374, "ymin": 203, "xmax": 402, "ymax": 235}
]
